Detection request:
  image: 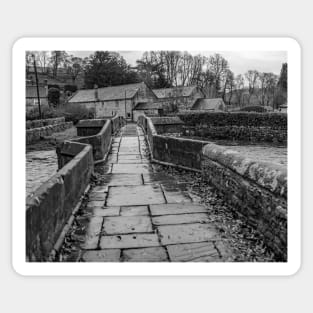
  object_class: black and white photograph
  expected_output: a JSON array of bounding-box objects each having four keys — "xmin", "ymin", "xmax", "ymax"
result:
[{"xmin": 22, "ymin": 44, "xmax": 291, "ymax": 266}]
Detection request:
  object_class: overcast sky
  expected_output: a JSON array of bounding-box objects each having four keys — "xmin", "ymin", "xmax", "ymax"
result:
[{"xmin": 70, "ymin": 50, "xmax": 287, "ymax": 76}]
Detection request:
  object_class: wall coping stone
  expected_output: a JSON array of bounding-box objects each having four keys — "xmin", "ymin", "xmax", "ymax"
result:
[{"xmin": 202, "ymin": 143, "xmax": 287, "ymax": 198}]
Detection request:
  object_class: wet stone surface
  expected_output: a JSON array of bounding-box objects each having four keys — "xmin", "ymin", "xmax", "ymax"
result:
[
  {"xmin": 60, "ymin": 124, "xmax": 231, "ymax": 262},
  {"xmin": 167, "ymin": 242, "xmax": 221, "ymax": 262},
  {"xmin": 107, "ymin": 185, "xmax": 165, "ymax": 206},
  {"xmin": 122, "ymin": 247, "xmax": 168, "ymax": 262},
  {"xmin": 102, "ymin": 216, "xmax": 153, "ymax": 235}
]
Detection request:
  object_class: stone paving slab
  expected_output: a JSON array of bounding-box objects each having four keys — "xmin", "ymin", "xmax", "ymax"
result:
[
  {"xmin": 100, "ymin": 174, "xmax": 143, "ymax": 186},
  {"xmin": 142, "ymin": 173, "xmax": 174, "ymax": 184},
  {"xmin": 166, "ymin": 242, "xmax": 221, "ymax": 262},
  {"xmin": 150, "ymin": 203, "xmax": 207, "ymax": 216},
  {"xmin": 76, "ymin": 216, "xmax": 103, "ymax": 250},
  {"xmin": 122, "ymin": 247, "xmax": 168, "ymax": 262},
  {"xmin": 86, "ymin": 200, "xmax": 105, "ymax": 209},
  {"xmin": 107, "ymin": 185, "xmax": 165, "ymax": 206},
  {"xmin": 158, "ymin": 223, "xmax": 218, "ymax": 245},
  {"xmin": 112, "ymin": 164, "xmax": 152, "ymax": 174},
  {"xmin": 102, "ymin": 216, "xmax": 153, "ymax": 235},
  {"xmin": 92, "ymin": 186, "xmax": 109, "ymax": 193},
  {"xmin": 81, "ymin": 249, "xmax": 121, "ymax": 262},
  {"xmin": 88, "ymin": 192, "xmax": 107, "ymax": 201},
  {"xmin": 118, "ymin": 154, "xmax": 142, "ymax": 161},
  {"xmin": 120, "ymin": 205, "xmax": 149, "ymax": 216},
  {"xmin": 117, "ymin": 159, "xmax": 148, "ymax": 164},
  {"xmin": 107, "ymin": 154, "xmax": 118, "ymax": 163},
  {"xmin": 152, "ymin": 213, "xmax": 210, "ymax": 226},
  {"xmin": 100, "ymin": 233, "xmax": 160, "ymax": 249},
  {"xmin": 83, "ymin": 207, "xmax": 120, "ymax": 217},
  {"xmin": 161, "ymin": 184, "xmax": 192, "ymax": 204}
]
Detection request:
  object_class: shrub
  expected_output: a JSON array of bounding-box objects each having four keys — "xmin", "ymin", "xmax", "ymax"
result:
[
  {"xmin": 26, "ymin": 103, "xmax": 95, "ymax": 124},
  {"xmin": 48, "ymin": 88, "xmax": 60, "ymax": 106},
  {"xmin": 61, "ymin": 103, "xmax": 95, "ymax": 125},
  {"xmin": 239, "ymin": 105, "xmax": 267, "ymax": 113},
  {"xmin": 26, "ymin": 105, "xmax": 64, "ymax": 121}
]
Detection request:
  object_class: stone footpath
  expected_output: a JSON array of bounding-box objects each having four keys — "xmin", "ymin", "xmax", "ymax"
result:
[{"xmin": 64, "ymin": 124, "xmax": 231, "ymax": 262}]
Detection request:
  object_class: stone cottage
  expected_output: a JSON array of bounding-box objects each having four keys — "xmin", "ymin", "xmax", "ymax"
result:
[
  {"xmin": 191, "ymin": 98, "xmax": 227, "ymax": 112},
  {"xmin": 67, "ymin": 82, "xmax": 157, "ymax": 121},
  {"xmin": 152, "ymin": 86, "xmax": 204, "ymax": 111}
]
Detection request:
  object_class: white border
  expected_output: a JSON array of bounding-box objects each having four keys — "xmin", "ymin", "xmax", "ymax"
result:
[{"xmin": 12, "ymin": 38, "xmax": 301, "ymax": 276}]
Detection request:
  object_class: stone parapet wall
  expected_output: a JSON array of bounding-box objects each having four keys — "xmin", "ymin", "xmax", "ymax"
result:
[
  {"xmin": 76, "ymin": 119, "xmax": 106, "ymax": 137},
  {"xmin": 202, "ymin": 144, "xmax": 287, "ymax": 260},
  {"xmin": 26, "ymin": 142, "xmax": 93, "ymax": 261},
  {"xmin": 111, "ymin": 114, "xmax": 126, "ymax": 134},
  {"xmin": 26, "ymin": 117, "xmax": 65, "ymax": 129},
  {"xmin": 26, "ymin": 115, "xmax": 126, "ymax": 261},
  {"xmin": 137, "ymin": 114, "xmax": 288, "ymax": 260},
  {"xmin": 153, "ymin": 135, "xmax": 207, "ymax": 170},
  {"xmin": 26, "ymin": 122, "xmax": 73, "ymax": 144},
  {"xmin": 73, "ymin": 119, "xmax": 112, "ymax": 161},
  {"xmin": 150, "ymin": 116, "xmax": 184, "ymax": 134}
]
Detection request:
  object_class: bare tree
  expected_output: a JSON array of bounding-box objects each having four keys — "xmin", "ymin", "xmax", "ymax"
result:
[
  {"xmin": 234, "ymin": 74, "xmax": 245, "ymax": 107},
  {"xmin": 49, "ymin": 51, "xmax": 68, "ymax": 78},
  {"xmin": 221, "ymin": 69, "xmax": 235, "ymax": 103},
  {"xmin": 257, "ymin": 72, "xmax": 278, "ymax": 107},
  {"xmin": 208, "ymin": 53, "xmax": 229, "ymax": 97},
  {"xmin": 245, "ymin": 70, "xmax": 259, "ymax": 105},
  {"xmin": 36, "ymin": 51, "xmax": 49, "ymax": 73}
]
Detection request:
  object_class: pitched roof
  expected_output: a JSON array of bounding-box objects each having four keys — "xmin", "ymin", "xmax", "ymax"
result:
[
  {"xmin": 152, "ymin": 86, "xmax": 198, "ymax": 99},
  {"xmin": 68, "ymin": 83, "xmax": 145, "ymax": 103},
  {"xmin": 26, "ymin": 85, "xmax": 47, "ymax": 98},
  {"xmin": 192, "ymin": 98, "xmax": 225, "ymax": 111}
]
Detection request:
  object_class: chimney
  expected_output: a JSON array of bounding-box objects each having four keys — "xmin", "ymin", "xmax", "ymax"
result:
[{"xmin": 94, "ymin": 84, "xmax": 99, "ymax": 101}]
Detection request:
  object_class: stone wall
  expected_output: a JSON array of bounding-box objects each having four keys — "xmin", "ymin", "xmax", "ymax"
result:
[
  {"xmin": 26, "ymin": 115, "xmax": 126, "ymax": 261},
  {"xmin": 150, "ymin": 116, "xmax": 184, "ymax": 134},
  {"xmin": 202, "ymin": 144, "xmax": 287, "ymax": 260},
  {"xmin": 138, "ymin": 114, "xmax": 287, "ymax": 260},
  {"xmin": 153, "ymin": 135, "xmax": 207, "ymax": 170},
  {"xmin": 26, "ymin": 117, "xmax": 65, "ymax": 129},
  {"xmin": 73, "ymin": 119, "xmax": 112, "ymax": 162},
  {"xmin": 26, "ymin": 142, "xmax": 94, "ymax": 261},
  {"xmin": 26, "ymin": 122, "xmax": 73, "ymax": 144},
  {"xmin": 111, "ymin": 114, "xmax": 126, "ymax": 134},
  {"xmin": 178, "ymin": 112, "xmax": 287, "ymax": 144},
  {"xmin": 76, "ymin": 119, "xmax": 106, "ymax": 137}
]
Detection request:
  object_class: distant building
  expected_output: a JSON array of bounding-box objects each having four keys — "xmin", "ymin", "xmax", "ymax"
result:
[
  {"xmin": 26, "ymin": 85, "xmax": 48, "ymax": 109},
  {"xmin": 133, "ymin": 102, "xmax": 164, "ymax": 122},
  {"xmin": 191, "ymin": 98, "xmax": 226, "ymax": 112},
  {"xmin": 67, "ymin": 82, "xmax": 157, "ymax": 121},
  {"xmin": 153, "ymin": 86, "xmax": 204, "ymax": 111}
]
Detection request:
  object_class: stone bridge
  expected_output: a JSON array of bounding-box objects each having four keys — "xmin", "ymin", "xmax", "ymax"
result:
[
  {"xmin": 26, "ymin": 114, "xmax": 287, "ymax": 262},
  {"xmin": 67, "ymin": 123, "xmax": 229, "ymax": 262}
]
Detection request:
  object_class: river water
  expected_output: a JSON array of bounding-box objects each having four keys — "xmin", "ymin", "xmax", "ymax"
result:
[{"xmin": 26, "ymin": 150, "xmax": 58, "ymax": 197}]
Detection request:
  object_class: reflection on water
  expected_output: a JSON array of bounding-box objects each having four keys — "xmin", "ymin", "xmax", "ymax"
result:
[{"xmin": 26, "ymin": 150, "xmax": 58, "ymax": 197}]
